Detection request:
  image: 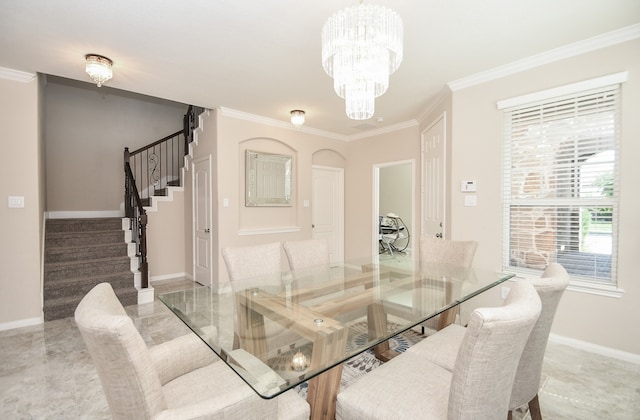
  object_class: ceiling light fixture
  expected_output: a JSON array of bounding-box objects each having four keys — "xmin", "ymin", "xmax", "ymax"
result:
[
  {"xmin": 321, "ymin": 2, "xmax": 403, "ymax": 120},
  {"xmin": 85, "ymin": 54, "xmax": 113, "ymax": 87},
  {"xmin": 290, "ymin": 110, "xmax": 306, "ymax": 127}
]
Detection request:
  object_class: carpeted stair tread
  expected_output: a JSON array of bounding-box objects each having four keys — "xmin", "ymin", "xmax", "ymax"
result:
[
  {"xmin": 44, "ymin": 272, "xmax": 134, "ymax": 299},
  {"xmin": 45, "ymin": 242, "xmax": 128, "ymax": 263},
  {"xmin": 46, "ymin": 217, "xmax": 123, "ymax": 233},
  {"xmin": 45, "ymin": 230, "xmax": 125, "ymax": 247},
  {"xmin": 44, "ymin": 255, "xmax": 131, "ymax": 271},
  {"xmin": 44, "ymin": 286, "xmax": 137, "ymax": 307},
  {"xmin": 44, "ymin": 217, "xmax": 139, "ymax": 321},
  {"xmin": 44, "ymin": 286, "xmax": 138, "ymax": 321}
]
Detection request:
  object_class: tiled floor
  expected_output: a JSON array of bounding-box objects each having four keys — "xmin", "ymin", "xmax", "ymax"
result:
[{"xmin": 1, "ymin": 277, "xmax": 638, "ymax": 419}]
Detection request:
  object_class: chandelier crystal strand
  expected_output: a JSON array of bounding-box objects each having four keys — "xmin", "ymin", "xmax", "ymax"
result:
[{"xmin": 322, "ymin": 4, "xmax": 403, "ymax": 120}]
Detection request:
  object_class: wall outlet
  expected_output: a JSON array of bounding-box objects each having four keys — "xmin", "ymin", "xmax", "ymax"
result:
[{"xmin": 501, "ymin": 286, "xmax": 510, "ymax": 299}]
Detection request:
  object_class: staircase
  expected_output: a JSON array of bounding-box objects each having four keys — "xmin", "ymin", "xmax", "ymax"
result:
[
  {"xmin": 41, "ymin": 106, "xmax": 205, "ymax": 321},
  {"xmin": 43, "ymin": 217, "xmax": 138, "ymax": 321}
]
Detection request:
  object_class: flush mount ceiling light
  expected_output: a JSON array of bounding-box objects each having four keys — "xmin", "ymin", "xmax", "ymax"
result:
[
  {"xmin": 85, "ymin": 54, "xmax": 113, "ymax": 87},
  {"xmin": 321, "ymin": 2, "xmax": 403, "ymax": 120},
  {"xmin": 290, "ymin": 110, "xmax": 306, "ymax": 127}
]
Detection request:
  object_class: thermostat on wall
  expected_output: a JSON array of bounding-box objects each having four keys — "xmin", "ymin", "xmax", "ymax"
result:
[{"xmin": 460, "ymin": 180, "xmax": 477, "ymax": 192}]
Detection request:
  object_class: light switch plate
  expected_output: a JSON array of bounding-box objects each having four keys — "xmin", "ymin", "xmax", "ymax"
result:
[{"xmin": 8, "ymin": 196, "xmax": 24, "ymax": 208}]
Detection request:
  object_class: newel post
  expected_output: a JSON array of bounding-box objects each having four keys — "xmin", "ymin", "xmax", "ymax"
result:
[{"xmin": 124, "ymin": 147, "xmax": 132, "ymax": 219}]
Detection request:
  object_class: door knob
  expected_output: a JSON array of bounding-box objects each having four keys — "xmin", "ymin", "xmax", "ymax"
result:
[
  {"xmin": 435, "ymin": 233, "xmax": 442, "ymax": 238},
  {"xmin": 204, "ymin": 228, "xmax": 210, "ymax": 233}
]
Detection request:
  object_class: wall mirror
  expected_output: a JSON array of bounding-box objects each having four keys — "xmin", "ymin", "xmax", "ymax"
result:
[{"xmin": 245, "ymin": 150, "xmax": 292, "ymax": 206}]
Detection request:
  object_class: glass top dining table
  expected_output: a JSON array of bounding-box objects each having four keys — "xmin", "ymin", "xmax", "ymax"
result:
[{"xmin": 159, "ymin": 257, "xmax": 514, "ymax": 419}]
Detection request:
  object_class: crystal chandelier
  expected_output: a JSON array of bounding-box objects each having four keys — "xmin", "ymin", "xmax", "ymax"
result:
[
  {"xmin": 85, "ymin": 54, "xmax": 113, "ymax": 87},
  {"xmin": 321, "ymin": 2, "xmax": 403, "ymax": 120}
]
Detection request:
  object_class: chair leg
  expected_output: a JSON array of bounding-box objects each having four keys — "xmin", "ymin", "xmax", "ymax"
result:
[
  {"xmin": 507, "ymin": 410, "xmax": 513, "ymax": 420},
  {"xmin": 528, "ymin": 394, "xmax": 542, "ymax": 420}
]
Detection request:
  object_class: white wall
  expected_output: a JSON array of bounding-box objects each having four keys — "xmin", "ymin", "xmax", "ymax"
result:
[{"xmin": 449, "ymin": 39, "xmax": 640, "ymax": 355}]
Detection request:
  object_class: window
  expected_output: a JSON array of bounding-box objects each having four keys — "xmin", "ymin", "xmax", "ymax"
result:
[{"xmin": 499, "ymin": 74, "xmax": 624, "ymax": 287}]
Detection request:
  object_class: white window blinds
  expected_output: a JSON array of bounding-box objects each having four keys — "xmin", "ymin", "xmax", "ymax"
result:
[{"xmin": 502, "ymin": 84, "xmax": 620, "ymax": 283}]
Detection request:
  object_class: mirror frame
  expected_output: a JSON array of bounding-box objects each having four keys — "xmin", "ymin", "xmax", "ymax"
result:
[{"xmin": 245, "ymin": 150, "xmax": 292, "ymax": 207}]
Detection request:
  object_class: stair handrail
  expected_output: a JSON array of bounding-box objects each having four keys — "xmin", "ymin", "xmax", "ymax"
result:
[{"xmin": 124, "ymin": 158, "xmax": 148, "ymax": 288}]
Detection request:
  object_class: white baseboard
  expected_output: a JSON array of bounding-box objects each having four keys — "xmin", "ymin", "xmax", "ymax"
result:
[
  {"xmin": 549, "ymin": 333, "xmax": 640, "ymax": 365},
  {"xmin": 150, "ymin": 272, "xmax": 189, "ymax": 283},
  {"xmin": 0, "ymin": 316, "xmax": 42, "ymax": 332},
  {"xmin": 48, "ymin": 210, "xmax": 124, "ymax": 219}
]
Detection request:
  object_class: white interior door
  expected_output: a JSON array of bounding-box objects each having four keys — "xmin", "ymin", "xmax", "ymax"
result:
[
  {"xmin": 312, "ymin": 166, "xmax": 344, "ymax": 263},
  {"xmin": 422, "ymin": 114, "xmax": 447, "ymax": 239},
  {"xmin": 193, "ymin": 156, "xmax": 212, "ymax": 286}
]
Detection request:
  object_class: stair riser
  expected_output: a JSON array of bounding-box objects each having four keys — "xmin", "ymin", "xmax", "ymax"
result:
[
  {"xmin": 46, "ymin": 218, "xmax": 123, "ymax": 233},
  {"xmin": 45, "ymin": 259, "xmax": 131, "ymax": 282},
  {"xmin": 44, "ymin": 274, "xmax": 133, "ymax": 300},
  {"xmin": 45, "ymin": 244, "xmax": 128, "ymax": 263},
  {"xmin": 46, "ymin": 231, "xmax": 125, "ymax": 247}
]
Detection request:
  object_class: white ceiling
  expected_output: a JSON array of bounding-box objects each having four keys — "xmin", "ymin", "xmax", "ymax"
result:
[{"xmin": 1, "ymin": 0, "xmax": 639, "ymax": 137}]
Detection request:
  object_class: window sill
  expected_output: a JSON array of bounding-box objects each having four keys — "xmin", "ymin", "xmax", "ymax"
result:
[
  {"xmin": 509, "ymin": 271, "xmax": 624, "ymax": 298},
  {"xmin": 566, "ymin": 279, "xmax": 624, "ymax": 298}
]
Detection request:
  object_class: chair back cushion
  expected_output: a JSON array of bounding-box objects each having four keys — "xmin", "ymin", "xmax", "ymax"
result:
[
  {"xmin": 222, "ymin": 242, "xmax": 282, "ymax": 282},
  {"xmin": 283, "ymin": 238, "xmax": 330, "ymax": 270},
  {"xmin": 448, "ymin": 280, "xmax": 541, "ymax": 418},
  {"xmin": 75, "ymin": 283, "xmax": 166, "ymax": 419},
  {"xmin": 419, "ymin": 236, "xmax": 478, "ymax": 268},
  {"xmin": 509, "ymin": 263, "xmax": 569, "ymax": 409}
]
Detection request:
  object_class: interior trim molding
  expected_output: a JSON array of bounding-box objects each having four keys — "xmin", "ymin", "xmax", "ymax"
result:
[
  {"xmin": 0, "ymin": 66, "xmax": 37, "ymax": 83},
  {"xmin": 0, "ymin": 317, "xmax": 42, "ymax": 332},
  {"xmin": 448, "ymin": 23, "xmax": 640, "ymax": 91},
  {"xmin": 150, "ymin": 273, "xmax": 189, "ymax": 283},
  {"xmin": 497, "ymin": 71, "xmax": 628, "ymax": 109},
  {"xmin": 238, "ymin": 226, "xmax": 301, "ymax": 236},
  {"xmin": 347, "ymin": 119, "xmax": 419, "ymax": 141},
  {"xmin": 218, "ymin": 106, "xmax": 418, "ymax": 142},
  {"xmin": 549, "ymin": 333, "xmax": 640, "ymax": 365},
  {"xmin": 218, "ymin": 107, "xmax": 348, "ymax": 141}
]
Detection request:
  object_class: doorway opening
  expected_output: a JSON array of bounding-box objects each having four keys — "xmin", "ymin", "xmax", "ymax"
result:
[{"xmin": 373, "ymin": 160, "xmax": 415, "ymax": 257}]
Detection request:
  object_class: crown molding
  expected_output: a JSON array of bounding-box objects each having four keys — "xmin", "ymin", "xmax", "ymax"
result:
[
  {"xmin": 448, "ymin": 23, "xmax": 640, "ymax": 92},
  {"xmin": 346, "ymin": 119, "xmax": 419, "ymax": 141},
  {"xmin": 218, "ymin": 107, "xmax": 348, "ymax": 141},
  {"xmin": 0, "ymin": 66, "xmax": 37, "ymax": 83}
]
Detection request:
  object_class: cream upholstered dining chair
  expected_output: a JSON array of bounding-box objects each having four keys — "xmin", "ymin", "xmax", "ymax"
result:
[
  {"xmin": 74, "ymin": 282, "xmax": 309, "ymax": 420},
  {"xmin": 336, "ymin": 280, "xmax": 541, "ymax": 419},
  {"xmin": 419, "ymin": 235, "xmax": 478, "ymax": 268},
  {"xmin": 221, "ymin": 242, "xmax": 282, "ymax": 283},
  {"xmin": 283, "ymin": 238, "xmax": 330, "ymax": 271},
  {"xmin": 221, "ymin": 242, "xmax": 304, "ymax": 355},
  {"xmin": 509, "ymin": 263, "xmax": 569, "ymax": 419},
  {"xmin": 406, "ymin": 263, "xmax": 569, "ymax": 420},
  {"xmin": 419, "ymin": 235, "xmax": 479, "ymax": 331}
]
